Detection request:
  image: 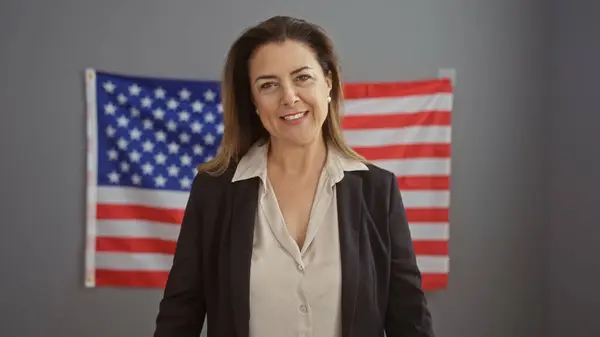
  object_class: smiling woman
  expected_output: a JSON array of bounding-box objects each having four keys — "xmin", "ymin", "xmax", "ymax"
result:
[{"xmin": 153, "ymin": 15, "xmax": 435, "ymax": 337}]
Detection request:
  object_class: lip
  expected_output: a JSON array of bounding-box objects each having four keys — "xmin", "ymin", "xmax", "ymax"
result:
[{"xmin": 280, "ymin": 111, "xmax": 308, "ymax": 118}]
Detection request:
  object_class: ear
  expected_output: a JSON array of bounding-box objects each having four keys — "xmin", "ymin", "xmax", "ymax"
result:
[{"xmin": 325, "ymin": 71, "xmax": 333, "ymax": 91}]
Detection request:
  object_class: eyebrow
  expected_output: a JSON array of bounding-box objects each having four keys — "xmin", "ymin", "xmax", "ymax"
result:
[{"xmin": 253, "ymin": 66, "xmax": 312, "ymax": 83}]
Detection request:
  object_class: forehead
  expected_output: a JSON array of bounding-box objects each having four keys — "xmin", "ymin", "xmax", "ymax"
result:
[{"xmin": 249, "ymin": 40, "xmax": 321, "ymax": 76}]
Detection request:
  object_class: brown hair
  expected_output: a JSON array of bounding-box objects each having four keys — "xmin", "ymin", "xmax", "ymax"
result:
[{"xmin": 198, "ymin": 15, "xmax": 366, "ymax": 176}]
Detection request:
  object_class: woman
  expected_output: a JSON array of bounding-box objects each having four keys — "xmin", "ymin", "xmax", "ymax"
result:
[{"xmin": 153, "ymin": 15, "xmax": 435, "ymax": 337}]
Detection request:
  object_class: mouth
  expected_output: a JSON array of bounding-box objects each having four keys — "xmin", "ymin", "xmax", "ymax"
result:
[{"xmin": 279, "ymin": 111, "xmax": 308, "ymax": 121}]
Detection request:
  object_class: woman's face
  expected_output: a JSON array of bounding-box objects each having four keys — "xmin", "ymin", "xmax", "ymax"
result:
[{"xmin": 248, "ymin": 39, "xmax": 332, "ymax": 147}]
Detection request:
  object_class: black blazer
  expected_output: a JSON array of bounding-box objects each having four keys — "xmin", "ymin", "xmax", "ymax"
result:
[{"xmin": 153, "ymin": 163, "xmax": 435, "ymax": 337}]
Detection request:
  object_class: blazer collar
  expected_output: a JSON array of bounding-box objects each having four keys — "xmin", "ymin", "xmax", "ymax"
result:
[{"xmin": 231, "ymin": 140, "xmax": 368, "ymax": 185}]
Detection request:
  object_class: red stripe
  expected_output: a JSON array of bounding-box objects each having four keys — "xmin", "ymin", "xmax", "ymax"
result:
[
  {"xmin": 95, "ymin": 269, "xmax": 168, "ymax": 288},
  {"xmin": 353, "ymin": 144, "xmax": 451, "ymax": 160},
  {"xmin": 421, "ymin": 273, "xmax": 448, "ymax": 290},
  {"xmin": 397, "ymin": 176, "xmax": 449, "ymax": 190},
  {"xmin": 342, "ymin": 110, "xmax": 451, "ymax": 130},
  {"xmin": 94, "ymin": 269, "xmax": 448, "ymax": 290},
  {"xmin": 405, "ymin": 208, "xmax": 449, "ymax": 222},
  {"xmin": 96, "ymin": 237, "xmax": 176, "ymax": 254},
  {"xmin": 343, "ymin": 79, "xmax": 452, "ymax": 99},
  {"xmin": 413, "ymin": 240, "xmax": 448, "ymax": 255},
  {"xmin": 97, "ymin": 204, "xmax": 184, "ymax": 224}
]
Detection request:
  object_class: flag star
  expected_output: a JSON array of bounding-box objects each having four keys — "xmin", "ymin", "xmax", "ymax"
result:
[
  {"xmin": 179, "ymin": 111, "xmax": 190, "ymax": 122},
  {"xmin": 168, "ymin": 142, "xmax": 180, "ymax": 154},
  {"xmin": 117, "ymin": 115, "xmax": 129, "ymax": 128},
  {"xmin": 143, "ymin": 119, "xmax": 154, "ymax": 130},
  {"xmin": 120, "ymin": 161, "xmax": 130, "ymax": 172},
  {"xmin": 193, "ymin": 168, "xmax": 198, "ymax": 176},
  {"xmin": 204, "ymin": 89, "xmax": 216, "ymax": 102},
  {"xmin": 103, "ymin": 81, "xmax": 116, "ymax": 93},
  {"xmin": 193, "ymin": 145, "xmax": 203, "ymax": 155},
  {"xmin": 179, "ymin": 132, "xmax": 190, "ymax": 143},
  {"xmin": 142, "ymin": 140, "xmax": 154, "ymax": 152},
  {"xmin": 117, "ymin": 137, "xmax": 128, "ymax": 150},
  {"xmin": 129, "ymin": 128, "xmax": 142, "ymax": 140},
  {"xmin": 131, "ymin": 174, "xmax": 142, "ymax": 185},
  {"xmin": 108, "ymin": 171, "xmax": 120, "ymax": 183},
  {"xmin": 107, "ymin": 149, "xmax": 118, "ymax": 160},
  {"xmin": 205, "ymin": 155, "xmax": 214, "ymax": 161},
  {"xmin": 167, "ymin": 98, "xmax": 179, "ymax": 110},
  {"xmin": 104, "ymin": 103, "xmax": 117, "ymax": 115},
  {"xmin": 217, "ymin": 123, "xmax": 224, "ymax": 134},
  {"xmin": 142, "ymin": 162, "xmax": 154, "ymax": 175},
  {"xmin": 190, "ymin": 121, "xmax": 203, "ymax": 134},
  {"xmin": 117, "ymin": 94, "xmax": 128, "ymax": 105},
  {"xmin": 154, "ymin": 87, "xmax": 166, "ymax": 99},
  {"xmin": 129, "ymin": 84, "xmax": 141, "ymax": 96},
  {"xmin": 217, "ymin": 103, "xmax": 223, "ymax": 113},
  {"xmin": 155, "ymin": 130, "xmax": 167, "ymax": 142},
  {"xmin": 154, "ymin": 152, "xmax": 167, "ymax": 165},
  {"xmin": 166, "ymin": 120, "xmax": 177, "ymax": 132},
  {"xmin": 192, "ymin": 100, "xmax": 204, "ymax": 112},
  {"xmin": 204, "ymin": 133, "xmax": 216, "ymax": 145},
  {"xmin": 130, "ymin": 107, "xmax": 140, "ymax": 117},
  {"xmin": 141, "ymin": 96, "xmax": 153, "ymax": 108},
  {"xmin": 204, "ymin": 112, "xmax": 215, "ymax": 123},
  {"xmin": 180, "ymin": 176, "xmax": 192, "ymax": 189},
  {"xmin": 154, "ymin": 175, "xmax": 167, "ymax": 187},
  {"xmin": 179, "ymin": 88, "xmax": 191, "ymax": 100},
  {"xmin": 168, "ymin": 165, "xmax": 179, "ymax": 177},
  {"xmin": 153, "ymin": 108, "xmax": 165, "ymax": 120},
  {"xmin": 129, "ymin": 150, "xmax": 141, "ymax": 163},
  {"xmin": 180, "ymin": 154, "xmax": 192, "ymax": 166},
  {"xmin": 106, "ymin": 125, "xmax": 116, "ymax": 138}
]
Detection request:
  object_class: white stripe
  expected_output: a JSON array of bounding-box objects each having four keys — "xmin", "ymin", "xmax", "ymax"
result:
[
  {"xmin": 400, "ymin": 190, "xmax": 450, "ymax": 208},
  {"xmin": 97, "ymin": 220, "xmax": 181, "ymax": 241},
  {"xmin": 96, "ymin": 253, "xmax": 448, "ymax": 273},
  {"xmin": 344, "ymin": 93, "xmax": 453, "ymax": 116},
  {"xmin": 409, "ymin": 223, "xmax": 449, "ymax": 240},
  {"xmin": 344, "ymin": 126, "xmax": 451, "ymax": 147},
  {"xmin": 371, "ymin": 158, "xmax": 451, "ymax": 176},
  {"xmin": 97, "ymin": 221, "xmax": 448, "ymax": 243},
  {"xmin": 416, "ymin": 256, "xmax": 449, "ymax": 273},
  {"xmin": 97, "ymin": 185, "xmax": 189, "ymax": 209},
  {"xmin": 96, "ymin": 252, "xmax": 173, "ymax": 271}
]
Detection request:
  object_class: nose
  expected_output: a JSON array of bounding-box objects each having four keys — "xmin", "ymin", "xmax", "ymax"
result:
[{"xmin": 280, "ymin": 83, "xmax": 299, "ymax": 107}]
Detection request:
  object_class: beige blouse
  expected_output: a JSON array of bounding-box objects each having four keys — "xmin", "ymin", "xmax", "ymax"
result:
[{"xmin": 231, "ymin": 142, "xmax": 368, "ymax": 337}]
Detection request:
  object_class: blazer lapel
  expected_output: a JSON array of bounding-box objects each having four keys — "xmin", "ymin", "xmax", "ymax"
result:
[
  {"xmin": 229, "ymin": 177, "xmax": 259, "ymax": 337},
  {"xmin": 336, "ymin": 172, "xmax": 364, "ymax": 337}
]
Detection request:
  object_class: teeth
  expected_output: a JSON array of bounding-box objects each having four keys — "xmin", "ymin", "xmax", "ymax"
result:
[{"xmin": 282, "ymin": 112, "xmax": 307, "ymax": 121}]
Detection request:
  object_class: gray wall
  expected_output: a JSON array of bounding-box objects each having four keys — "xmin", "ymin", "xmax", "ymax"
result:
[
  {"xmin": 2, "ymin": 0, "xmax": 583, "ymax": 336},
  {"xmin": 545, "ymin": 1, "xmax": 600, "ymax": 337}
]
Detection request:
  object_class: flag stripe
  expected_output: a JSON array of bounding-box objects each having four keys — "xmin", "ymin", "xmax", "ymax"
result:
[
  {"xmin": 85, "ymin": 71, "xmax": 453, "ymax": 290},
  {"xmin": 342, "ymin": 110, "xmax": 451, "ymax": 130},
  {"xmin": 95, "ymin": 251, "xmax": 449, "ymax": 273},
  {"xmin": 353, "ymin": 144, "xmax": 451, "ymax": 160},
  {"xmin": 344, "ymin": 126, "xmax": 451, "ymax": 147},
  {"xmin": 96, "ymin": 220, "xmax": 448, "ymax": 242}
]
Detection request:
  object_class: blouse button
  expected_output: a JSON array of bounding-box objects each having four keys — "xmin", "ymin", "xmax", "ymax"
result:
[
  {"xmin": 299, "ymin": 304, "xmax": 308, "ymax": 313},
  {"xmin": 297, "ymin": 263, "xmax": 304, "ymax": 271}
]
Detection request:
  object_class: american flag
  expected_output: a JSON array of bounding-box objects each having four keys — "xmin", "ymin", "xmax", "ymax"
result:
[{"xmin": 84, "ymin": 69, "xmax": 452, "ymax": 290}]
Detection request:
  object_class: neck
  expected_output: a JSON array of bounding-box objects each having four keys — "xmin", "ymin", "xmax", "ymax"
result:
[{"xmin": 267, "ymin": 137, "xmax": 327, "ymax": 176}]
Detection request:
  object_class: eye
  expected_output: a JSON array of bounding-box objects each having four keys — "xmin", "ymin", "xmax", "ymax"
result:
[
  {"xmin": 260, "ymin": 82, "xmax": 276, "ymax": 89},
  {"xmin": 295, "ymin": 74, "xmax": 312, "ymax": 82}
]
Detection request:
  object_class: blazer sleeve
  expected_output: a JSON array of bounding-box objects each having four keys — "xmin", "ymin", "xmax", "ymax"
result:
[
  {"xmin": 384, "ymin": 174, "xmax": 435, "ymax": 337},
  {"xmin": 153, "ymin": 174, "xmax": 206, "ymax": 337}
]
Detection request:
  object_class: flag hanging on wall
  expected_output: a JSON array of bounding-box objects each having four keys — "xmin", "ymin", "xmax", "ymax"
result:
[{"xmin": 84, "ymin": 69, "xmax": 453, "ymax": 290}]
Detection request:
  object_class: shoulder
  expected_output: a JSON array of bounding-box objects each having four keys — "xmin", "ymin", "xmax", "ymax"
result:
[{"xmin": 352, "ymin": 162, "xmax": 398, "ymax": 192}]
